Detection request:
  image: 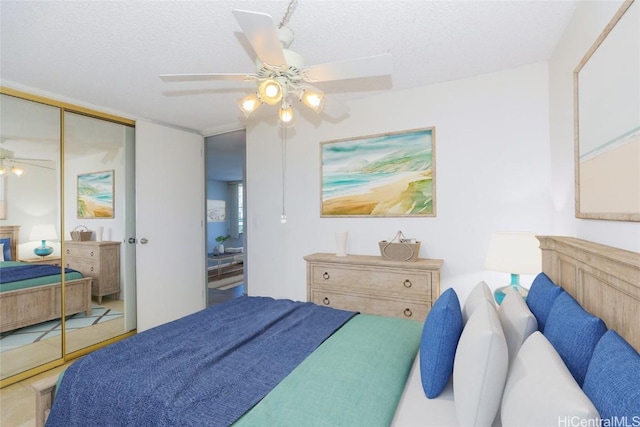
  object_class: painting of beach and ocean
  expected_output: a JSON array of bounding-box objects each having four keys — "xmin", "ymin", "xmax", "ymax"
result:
[
  {"xmin": 77, "ymin": 170, "xmax": 114, "ymax": 218},
  {"xmin": 321, "ymin": 127, "xmax": 435, "ymax": 217}
]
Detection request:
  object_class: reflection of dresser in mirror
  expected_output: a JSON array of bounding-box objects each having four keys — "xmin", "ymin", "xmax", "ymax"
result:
[{"xmin": 65, "ymin": 241, "xmax": 121, "ymax": 304}]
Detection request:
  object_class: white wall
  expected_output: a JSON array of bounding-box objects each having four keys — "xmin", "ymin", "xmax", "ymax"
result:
[
  {"xmin": 548, "ymin": 0, "xmax": 640, "ymax": 252},
  {"xmin": 246, "ymin": 63, "xmax": 552, "ymax": 303}
]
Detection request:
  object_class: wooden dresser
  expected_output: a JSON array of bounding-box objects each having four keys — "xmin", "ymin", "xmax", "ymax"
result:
[
  {"xmin": 305, "ymin": 253, "xmax": 443, "ymax": 321},
  {"xmin": 65, "ymin": 241, "xmax": 121, "ymax": 304}
]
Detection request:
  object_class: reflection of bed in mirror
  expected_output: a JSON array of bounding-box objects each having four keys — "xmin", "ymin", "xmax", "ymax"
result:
[{"xmin": 0, "ymin": 225, "xmax": 92, "ymax": 333}]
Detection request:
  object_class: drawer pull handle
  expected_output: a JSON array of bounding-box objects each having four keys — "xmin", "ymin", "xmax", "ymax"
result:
[
  {"xmin": 90, "ymin": 251, "xmax": 94, "ymax": 257},
  {"xmin": 404, "ymin": 308, "xmax": 413, "ymax": 317},
  {"xmin": 403, "ymin": 279, "xmax": 412, "ymax": 288},
  {"xmin": 322, "ymin": 272, "xmax": 330, "ymax": 280},
  {"xmin": 66, "ymin": 249, "xmax": 70, "ymax": 254},
  {"xmin": 322, "ymin": 297, "xmax": 330, "ymax": 305},
  {"xmin": 90, "ymin": 267, "xmax": 94, "ymax": 272}
]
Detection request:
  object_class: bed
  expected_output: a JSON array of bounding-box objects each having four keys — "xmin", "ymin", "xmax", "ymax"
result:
[
  {"xmin": 0, "ymin": 225, "xmax": 93, "ymax": 333},
  {"xmin": 34, "ymin": 235, "xmax": 640, "ymax": 427}
]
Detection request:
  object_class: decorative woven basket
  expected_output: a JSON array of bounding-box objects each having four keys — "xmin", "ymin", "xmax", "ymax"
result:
[
  {"xmin": 379, "ymin": 231, "xmax": 421, "ymax": 262},
  {"xmin": 71, "ymin": 225, "xmax": 92, "ymax": 241}
]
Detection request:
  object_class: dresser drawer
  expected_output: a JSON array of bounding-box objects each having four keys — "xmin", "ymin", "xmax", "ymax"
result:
[
  {"xmin": 310, "ymin": 263, "xmax": 431, "ymax": 298},
  {"xmin": 310, "ymin": 289, "xmax": 430, "ymax": 321},
  {"xmin": 66, "ymin": 258, "xmax": 100, "ymax": 276},
  {"xmin": 65, "ymin": 245, "xmax": 100, "ymax": 259}
]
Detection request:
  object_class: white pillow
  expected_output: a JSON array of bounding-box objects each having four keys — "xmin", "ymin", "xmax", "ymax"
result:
[
  {"xmin": 0, "ymin": 243, "xmax": 4, "ymax": 261},
  {"xmin": 498, "ymin": 286, "xmax": 538, "ymax": 367},
  {"xmin": 462, "ymin": 281, "xmax": 494, "ymax": 324},
  {"xmin": 453, "ymin": 299, "xmax": 508, "ymax": 427},
  {"xmin": 501, "ymin": 331, "xmax": 599, "ymax": 426}
]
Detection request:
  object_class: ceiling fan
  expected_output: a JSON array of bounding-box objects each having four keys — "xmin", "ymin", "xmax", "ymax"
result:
[
  {"xmin": 0, "ymin": 148, "xmax": 55, "ymax": 177},
  {"xmin": 159, "ymin": 3, "xmax": 393, "ymax": 126}
]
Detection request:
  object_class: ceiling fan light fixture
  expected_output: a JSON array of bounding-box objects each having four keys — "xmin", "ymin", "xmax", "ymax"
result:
[
  {"xmin": 279, "ymin": 103, "xmax": 294, "ymax": 127},
  {"xmin": 238, "ymin": 93, "xmax": 262, "ymax": 117},
  {"xmin": 300, "ymin": 88, "xmax": 325, "ymax": 113},
  {"xmin": 258, "ymin": 79, "xmax": 283, "ymax": 105},
  {"xmin": 10, "ymin": 166, "xmax": 24, "ymax": 177}
]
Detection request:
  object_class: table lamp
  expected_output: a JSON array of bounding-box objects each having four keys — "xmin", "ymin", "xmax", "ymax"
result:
[
  {"xmin": 30, "ymin": 224, "xmax": 58, "ymax": 257},
  {"xmin": 485, "ymin": 231, "xmax": 541, "ymax": 304}
]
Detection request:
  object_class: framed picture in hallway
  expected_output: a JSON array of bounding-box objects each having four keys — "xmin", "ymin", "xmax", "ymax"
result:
[
  {"xmin": 574, "ymin": 0, "xmax": 640, "ymax": 222},
  {"xmin": 320, "ymin": 127, "xmax": 436, "ymax": 217},
  {"xmin": 207, "ymin": 199, "xmax": 226, "ymax": 222}
]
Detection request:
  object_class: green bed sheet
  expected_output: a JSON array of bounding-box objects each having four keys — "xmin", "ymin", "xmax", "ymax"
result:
[
  {"xmin": 0, "ymin": 261, "xmax": 84, "ymax": 293},
  {"xmin": 234, "ymin": 314, "xmax": 423, "ymax": 427}
]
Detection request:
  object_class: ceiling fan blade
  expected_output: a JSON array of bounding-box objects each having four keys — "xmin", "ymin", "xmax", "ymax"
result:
[
  {"xmin": 159, "ymin": 73, "xmax": 257, "ymax": 82},
  {"xmin": 232, "ymin": 9, "xmax": 286, "ymax": 66},
  {"xmin": 321, "ymin": 96, "xmax": 350, "ymax": 120},
  {"xmin": 304, "ymin": 53, "xmax": 393, "ymax": 82}
]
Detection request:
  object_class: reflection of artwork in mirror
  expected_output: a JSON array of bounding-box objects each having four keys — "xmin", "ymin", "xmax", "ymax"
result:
[
  {"xmin": 0, "ymin": 176, "xmax": 5, "ymax": 220},
  {"xmin": 207, "ymin": 199, "xmax": 226, "ymax": 222},
  {"xmin": 574, "ymin": 0, "xmax": 640, "ymax": 222},
  {"xmin": 78, "ymin": 170, "xmax": 114, "ymax": 218}
]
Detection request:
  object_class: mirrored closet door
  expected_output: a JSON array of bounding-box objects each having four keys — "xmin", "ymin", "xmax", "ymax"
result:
[
  {"xmin": 0, "ymin": 90, "xmax": 136, "ymax": 384},
  {"xmin": 0, "ymin": 94, "xmax": 62, "ymax": 380}
]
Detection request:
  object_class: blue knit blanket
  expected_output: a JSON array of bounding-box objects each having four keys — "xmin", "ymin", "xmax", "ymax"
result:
[
  {"xmin": 46, "ymin": 296, "xmax": 356, "ymax": 427},
  {"xmin": 0, "ymin": 265, "xmax": 76, "ymax": 283}
]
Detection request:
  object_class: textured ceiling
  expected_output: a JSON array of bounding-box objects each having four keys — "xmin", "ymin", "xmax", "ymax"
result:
[{"xmin": 0, "ymin": 1, "xmax": 578, "ymax": 135}]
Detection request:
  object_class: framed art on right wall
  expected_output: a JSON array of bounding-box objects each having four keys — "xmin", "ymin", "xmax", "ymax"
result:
[{"xmin": 574, "ymin": 0, "xmax": 640, "ymax": 222}]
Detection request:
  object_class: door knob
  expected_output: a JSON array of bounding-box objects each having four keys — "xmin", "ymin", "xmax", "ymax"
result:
[
  {"xmin": 128, "ymin": 237, "xmax": 136, "ymax": 244},
  {"xmin": 140, "ymin": 238, "xmax": 149, "ymax": 244}
]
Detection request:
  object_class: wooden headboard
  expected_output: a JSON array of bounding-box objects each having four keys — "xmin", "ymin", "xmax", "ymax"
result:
[
  {"xmin": 538, "ymin": 236, "xmax": 640, "ymax": 352},
  {"xmin": 0, "ymin": 225, "xmax": 20, "ymax": 261}
]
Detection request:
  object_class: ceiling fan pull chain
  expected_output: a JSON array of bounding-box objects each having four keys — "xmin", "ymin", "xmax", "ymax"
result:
[{"xmin": 279, "ymin": 0, "xmax": 298, "ymax": 29}]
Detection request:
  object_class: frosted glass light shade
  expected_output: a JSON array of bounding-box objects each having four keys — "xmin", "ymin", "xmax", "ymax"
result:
[
  {"xmin": 258, "ymin": 79, "xmax": 283, "ymax": 105},
  {"xmin": 238, "ymin": 94, "xmax": 261, "ymax": 117},
  {"xmin": 300, "ymin": 88, "xmax": 325, "ymax": 112},
  {"xmin": 279, "ymin": 104, "xmax": 294, "ymax": 127}
]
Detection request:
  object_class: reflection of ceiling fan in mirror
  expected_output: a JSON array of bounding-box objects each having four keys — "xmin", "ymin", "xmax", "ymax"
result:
[
  {"xmin": 159, "ymin": 0, "xmax": 392, "ymax": 126},
  {"xmin": 0, "ymin": 149, "xmax": 55, "ymax": 177}
]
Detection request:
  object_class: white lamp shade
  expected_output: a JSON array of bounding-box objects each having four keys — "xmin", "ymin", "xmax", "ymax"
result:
[
  {"xmin": 485, "ymin": 231, "xmax": 541, "ymax": 274},
  {"xmin": 29, "ymin": 224, "xmax": 58, "ymax": 241}
]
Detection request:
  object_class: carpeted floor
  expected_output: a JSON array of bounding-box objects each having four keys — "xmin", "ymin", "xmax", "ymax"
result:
[{"xmin": 0, "ymin": 305, "xmax": 123, "ymax": 352}]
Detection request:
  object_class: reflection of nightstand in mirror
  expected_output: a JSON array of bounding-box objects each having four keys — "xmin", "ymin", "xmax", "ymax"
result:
[{"xmin": 19, "ymin": 256, "xmax": 62, "ymax": 266}]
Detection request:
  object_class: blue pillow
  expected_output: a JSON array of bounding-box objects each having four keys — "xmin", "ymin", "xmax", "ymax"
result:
[
  {"xmin": 526, "ymin": 272, "xmax": 563, "ymax": 332},
  {"xmin": 420, "ymin": 288, "xmax": 463, "ymax": 398},
  {"xmin": 583, "ymin": 330, "xmax": 640, "ymax": 420},
  {"xmin": 544, "ymin": 292, "xmax": 606, "ymax": 386},
  {"xmin": 0, "ymin": 238, "xmax": 11, "ymax": 261}
]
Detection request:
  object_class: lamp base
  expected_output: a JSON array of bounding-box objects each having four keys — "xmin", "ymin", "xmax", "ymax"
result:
[
  {"xmin": 494, "ymin": 283, "xmax": 528, "ymax": 305},
  {"xmin": 34, "ymin": 240, "xmax": 53, "ymax": 258}
]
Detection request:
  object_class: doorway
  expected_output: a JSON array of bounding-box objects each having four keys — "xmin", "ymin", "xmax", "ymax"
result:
[{"xmin": 205, "ymin": 130, "xmax": 246, "ymax": 306}]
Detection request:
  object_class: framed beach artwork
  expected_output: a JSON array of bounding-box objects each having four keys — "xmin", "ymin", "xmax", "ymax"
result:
[
  {"xmin": 574, "ymin": 0, "xmax": 639, "ymax": 222},
  {"xmin": 77, "ymin": 170, "xmax": 114, "ymax": 219},
  {"xmin": 321, "ymin": 127, "xmax": 436, "ymax": 217},
  {"xmin": 207, "ymin": 199, "xmax": 226, "ymax": 222}
]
